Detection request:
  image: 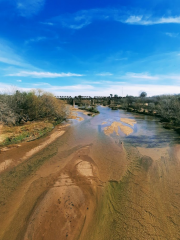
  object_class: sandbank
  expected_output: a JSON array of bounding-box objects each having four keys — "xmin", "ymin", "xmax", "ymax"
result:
[
  {"xmin": 104, "ymin": 122, "xmax": 133, "ymax": 136},
  {"xmin": 120, "ymin": 118, "xmax": 137, "ymax": 126}
]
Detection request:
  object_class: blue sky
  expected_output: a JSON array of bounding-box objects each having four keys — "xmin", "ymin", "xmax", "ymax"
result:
[{"xmin": 1, "ymin": 0, "xmax": 180, "ymax": 96}]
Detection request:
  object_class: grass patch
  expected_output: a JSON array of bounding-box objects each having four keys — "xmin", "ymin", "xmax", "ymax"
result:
[
  {"xmin": 79, "ymin": 106, "xmax": 100, "ymax": 114},
  {"xmin": 0, "ymin": 120, "xmax": 56, "ymax": 147}
]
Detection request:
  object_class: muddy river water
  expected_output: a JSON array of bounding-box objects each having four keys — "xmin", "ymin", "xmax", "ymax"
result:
[{"xmin": 1, "ymin": 106, "xmax": 180, "ymax": 240}]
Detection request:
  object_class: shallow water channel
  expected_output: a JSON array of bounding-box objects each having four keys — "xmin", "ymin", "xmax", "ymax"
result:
[{"xmin": 1, "ymin": 106, "xmax": 180, "ymax": 240}]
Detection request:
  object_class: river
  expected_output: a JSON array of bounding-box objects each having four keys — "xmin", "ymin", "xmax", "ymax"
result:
[{"xmin": 0, "ymin": 106, "xmax": 180, "ymax": 240}]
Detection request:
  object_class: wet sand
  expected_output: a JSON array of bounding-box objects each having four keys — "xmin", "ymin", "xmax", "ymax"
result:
[
  {"xmin": 104, "ymin": 121, "xmax": 134, "ymax": 136},
  {"xmin": 1, "ymin": 107, "xmax": 180, "ymax": 240},
  {"xmin": 23, "ymin": 146, "xmax": 102, "ymax": 240},
  {"xmin": 0, "ymin": 124, "xmax": 69, "ymax": 174},
  {"xmin": 120, "ymin": 117, "xmax": 137, "ymax": 126}
]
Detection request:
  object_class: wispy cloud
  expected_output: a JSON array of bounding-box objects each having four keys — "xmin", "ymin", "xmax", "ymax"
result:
[
  {"xmin": 123, "ymin": 72, "xmax": 159, "ymax": 80},
  {"xmin": 16, "ymin": 0, "xmax": 45, "ymax": 17},
  {"xmin": 32, "ymin": 82, "xmax": 50, "ymax": 86},
  {"xmin": 0, "ymin": 39, "xmax": 36, "ymax": 68},
  {"xmin": 45, "ymin": 8, "xmax": 180, "ymax": 30},
  {"xmin": 41, "ymin": 22, "xmax": 54, "ymax": 26},
  {"xmin": 48, "ymin": 84, "xmax": 94, "ymax": 90},
  {"xmin": 118, "ymin": 72, "xmax": 180, "ymax": 83},
  {"xmin": 165, "ymin": 32, "xmax": 179, "ymax": 38},
  {"xmin": 0, "ymin": 0, "xmax": 46, "ymax": 17},
  {"xmin": 25, "ymin": 36, "xmax": 47, "ymax": 45},
  {"xmin": 124, "ymin": 15, "xmax": 180, "ymax": 25},
  {"xmin": 96, "ymin": 72, "xmax": 113, "ymax": 76},
  {"xmin": 7, "ymin": 71, "xmax": 84, "ymax": 78},
  {"xmin": 16, "ymin": 79, "xmax": 22, "ymax": 82}
]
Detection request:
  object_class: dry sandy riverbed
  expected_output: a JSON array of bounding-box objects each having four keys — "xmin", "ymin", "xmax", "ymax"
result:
[
  {"xmin": 2, "ymin": 112, "xmax": 180, "ymax": 240},
  {"xmin": 23, "ymin": 146, "xmax": 102, "ymax": 240}
]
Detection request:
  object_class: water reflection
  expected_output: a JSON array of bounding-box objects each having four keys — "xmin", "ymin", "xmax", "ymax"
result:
[
  {"xmin": 75, "ymin": 106, "xmax": 180, "ymax": 148},
  {"xmin": 71, "ymin": 105, "xmax": 180, "ymax": 148}
]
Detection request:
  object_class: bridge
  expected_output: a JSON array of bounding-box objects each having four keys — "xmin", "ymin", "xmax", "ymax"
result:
[{"xmin": 55, "ymin": 95, "xmax": 123, "ymax": 106}]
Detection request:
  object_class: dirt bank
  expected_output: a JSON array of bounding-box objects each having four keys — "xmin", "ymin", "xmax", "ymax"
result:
[
  {"xmin": 0, "ymin": 120, "xmax": 56, "ymax": 148},
  {"xmin": 0, "ymin": 124, "xmax": 69, "ymax": 174},
  {"xmin": 70, "ymin": 106, "xmax": 90, "ymax": 116}
]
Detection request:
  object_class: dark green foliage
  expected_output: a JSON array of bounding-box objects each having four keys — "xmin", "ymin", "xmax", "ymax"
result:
[{"xmin": 140, "ymin": 91, "xmax": 147, "ymax": 98}]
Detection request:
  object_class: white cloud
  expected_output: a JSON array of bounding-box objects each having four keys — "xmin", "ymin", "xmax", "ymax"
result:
[
  {"xmin": 125, "ymin": 15, "xmax": 143, "ymax": 24},
  {"xmin": 117, "ymin": 72, "xmax": 180, "ymax": 82},
  {"xmin": 96, "ymin": 72, "xmax": 113, "ymax": 76},
  {"xmin": 123, "ymin": 72, "xmax": 159, "ymax": 80},
  {"xmin": 1, "ymin": 81, "xmax": 180, "ymax": 97},
  {"xmin": 41, "ymin": 22, "xmax": 54, "ymax": 26},
  {"xmin": 25, "ymin": 37, "xmax": 47, "ymax": 45},
  {"xmin": 16, "ymin": 79, "xmax": 22, "ymax": 82},
  {"xmin": 32, "ymin": 82, "xmax": 50, "ymax": 86},
  {"xmin": 16, "ymin": 0, "xmax": 45, "ymax": 17},
  {"xmin": 125, "ymin": 15, "xmax": 180, "ymax": 25},
  {"xmin": 47, "ymin": 84, "xmax": 94, "ymax": 90},
  {"xmin": 165, "ymin": 32, "xmax": 179, "ymax": 38},
  {"xmin": 7, "ymin": 71, "xmax": 84, "ymax": 78},
  {"xmin": 48, "ymin": 84, "xmax": 180, "ymax": 97},
  {"xmin": 0, "ymin": 39, "xmax": 37, "ymax": 69},
  {"xmin": 45, "ymin": 8, "xmax": 180, "ymax": 30},
  {"xmin": 0, "ymin": 82, "xmax": 30, "ymax": 94},
  {"xmin": 0, "ymin": 57, "xmax": 22, "ymax": 66}
]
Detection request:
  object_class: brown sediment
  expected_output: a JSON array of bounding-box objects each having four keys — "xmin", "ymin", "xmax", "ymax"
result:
[
  {"xmin": 120, "ymin": 118, "xmax": 137, "ymax": 126},
  {"xmin": 102, "ymin": 121, "xmax": 107, "ymax": 125},
  {"xmin": 137, "ymin": 146, "xmax": 169, "ymax": 160},
  {"xmin": 0, "ymin": 124, "xmax": 69, "ymax": 174},
  {"xmin": 2, "ymin": 110, "xmax": 180, "ymax": 240},
  {"xmin": 0, "ymin": 121, "xmax": 61, "ymax": 153},
  {"xmin": 77, "ymin": 160, "xmax": 93, "ymax": 176},
  {"xmin": 104, "ymin": 121, "xmax": 133, "ymax": 136},
  {"xmin": 0, "ymin": 123, "xmax": 127, "ymax": 240},
  {"xmin": 71, "ymin": 107, "xmax": 90, "ymax": 116},
  {"xmin": 20, "ymin": 129, "xmax": 66, "ymax": 161},
  {"xmin": 83, "ymin": 145, "xmax": 180, "ymax": 240},
  {"xmin": 0, "ymin": 159, "xmax": 13, "ymax": 173},
  {"xmin": 69, "ymin": 114, "xmax": 84, "ymax": 121},
  {"xmin": 23, "ymin": 151, "xmax": 101, "ymax": 240}
]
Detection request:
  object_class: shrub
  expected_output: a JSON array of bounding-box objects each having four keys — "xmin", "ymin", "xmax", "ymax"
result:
[{"xmin": 0, "ymin": 90, "xmax": 69, "ymax": 125}]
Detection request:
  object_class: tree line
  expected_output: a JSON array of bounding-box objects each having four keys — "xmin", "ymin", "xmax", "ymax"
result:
[
  {"xmin": 120, "ymin": 93, "xmax": 180, "ymax": 126},
  {"xmin": 0, "ymin": 90, "xmax": 69, "ymax": 125}
]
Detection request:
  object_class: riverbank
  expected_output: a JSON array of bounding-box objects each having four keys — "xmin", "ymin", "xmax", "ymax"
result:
[
  {"xmin": 116, "ymin": 106, "xmax": 180, "ymax": 134},
  {"xmin": 0, "ymin": 119, "xmax": 62, "ymax": 151},
  {"xmin": 0, "ymin": 105, "xmax": 89, "ymax": 150}
]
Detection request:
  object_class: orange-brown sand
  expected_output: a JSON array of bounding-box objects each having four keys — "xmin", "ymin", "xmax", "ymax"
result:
[
  {"xmin": 104, "ymin": 122, "xmax": 133, "ymax": 136},
  {"xmin": 120, "ymin": 118, "xmax": 137, "ymax": 126}
]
